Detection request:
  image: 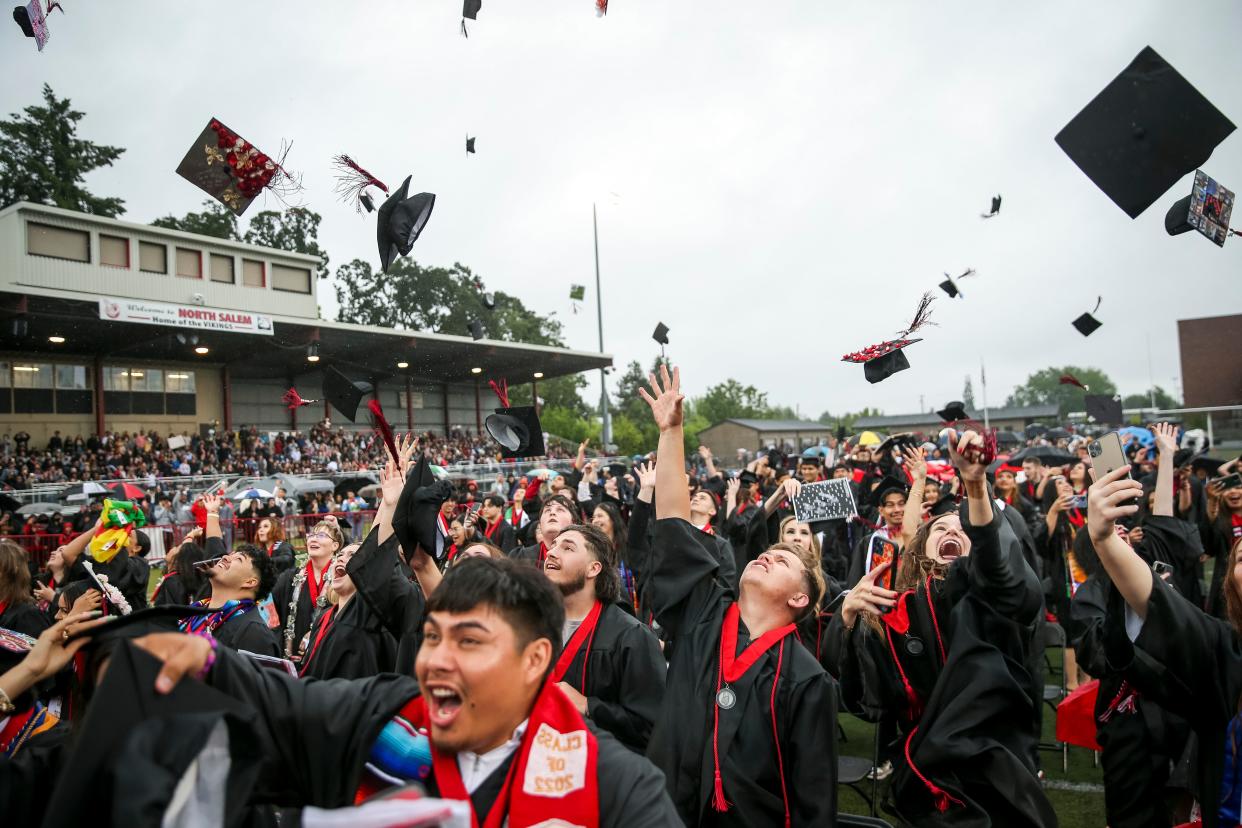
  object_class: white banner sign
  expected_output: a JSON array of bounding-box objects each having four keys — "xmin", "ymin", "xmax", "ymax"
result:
[{"xmin": 98, "ymin": 298, "xmax": 273, "ymax": 336}]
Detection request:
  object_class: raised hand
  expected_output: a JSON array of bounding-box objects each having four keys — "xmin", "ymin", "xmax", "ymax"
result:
[
  {"xmin": 782, "ymin": 478, "xmax": 802, "ymax": 501},
  {"xmin": 945, "ymin": 428, "xmax": 986, "ymax": 482},
  {"xmin": 1088, "ymin": 465, "xmax": 1144, "ymax": 543},
  {"xmin": 70, "ymin": 589, "xmax": 103, "ymax": 617},
  {"xmin": 697, "ymin": 446, "xmax": 712, "ymax": 461},
  {"xmin": 901, "ymin": 444, "xmax": 928, "ymax": 479},
  {"xmin": 19, "ymin": 611, "xmax": 109, "ymax": 685},
  {"xmin": 202, "ymin": 492, "xmax": 221, "ymax": 514},
  {"xmin": 635, "ymin": 461, "xmax": 656, "ymax": 491},
  {"xmin": 1152, "ymin": 422, "xmax": 1178, "ymax": 457},
  {"xmin": 380, "ymin": 459, "xmax": 405, "ymax": 506},
  {"xmin": 725, "ymin": 477, "xmax": 741, "ymax": 509},
  {"xmin": 638, "ymin": 364, "xmax": 684, "ymax": 432},
  {"xmin": 394, "ymin": 432, "xmax": 418, "ymax": 474},
  {"xmin": 840, "ymin": 561, "xmax": 898, "ymax": 627}
]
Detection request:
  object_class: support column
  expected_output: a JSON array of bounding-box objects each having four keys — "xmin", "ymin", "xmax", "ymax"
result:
[
  {"xmin": 474, "ymin": 380, "xmax": 482, "ymax": 436},
  {"xmin": 221, "ymin": 364, "xmax": 232, "ymax": 432},
  {"xmin": 406, "ymin": 376, "xmax": 414, "ymax": 432},
  {"xmin": 532, "ymin": 378, "xmax": 540, "ymax": 416},
  {"xmin": 93, "ymin": 356, "xmax": 105, "ymax": 437},
  {"xmin": 442, "ymin": 382, "xmax": 451, "ymax": 436},
  {"xmin": 289, "ymin": 374, "xmax": 298, "ymax": 431}
]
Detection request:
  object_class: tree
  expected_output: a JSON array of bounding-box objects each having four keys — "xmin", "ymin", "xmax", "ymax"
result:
[
  {"xmin": 1004, "ymin": 366, "xmax": 1117, "ymax": 415},
  {"xmin": 508, "ymin": 374, "xmax": 591, "ymax": 419},
  {"xmin": 0, "ymin": 84, "xmax": 125, "ymax": 216},
  {"xmin": 817, "ymin": 407, "xmax": 884, "ymax": 434},
  {"xmin": 244, "ymin": 208, "xmax": 329, "ymax": 280},
  {"xmin": 151, "ymin": 199, "xmax": 239, "ymax": 240},
  {"xmin": 1121, "ymin": 385, "xmax": 1181, "ymax": 411},
  {"xmin": 962, "ymin": 375, "xmax": 976, "ymax": 409},
  {"xmin": 695, "ymin": 379, "xmax": 773, "ymax": 425},
  {"xmin": 334, "ymin": 259, "xmax": 564, "ymax": 347}
]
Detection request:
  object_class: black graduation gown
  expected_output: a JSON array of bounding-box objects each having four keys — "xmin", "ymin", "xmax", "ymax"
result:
[
  {"xmin": 823, "ymin": 499, "xmax": 1056, "ymax": 827},
  {"xmin": 0, "ymin": 719, "xmax": 68, "ymax": 826},
  {"xmin": 299, "ymin": 592, "xmax": 398, "ymax": 680},
  {"xmin": 65, "ymin": 552, "xmax": 144, "ymax": 614},
  {"xmin": 152, "ymin": 571, "xmax": 199, "ymax": 607},
  {"xmin": 126, "ymin": 554, "xmax": 151, "ymax": 610},
  {"xmin": 645, "ymin": 518, "xmax": 838, "ymax": 827},
  {"xmin": 1105, "ymin": 569, "xmax": 1242, "ymax": 828},
  {"xmin": 557, "ymin": 601, "xmax": 666, "ymax": 753},
  {"xmin": 203, "ymin": 646, "xmax": 681, "ymax": 825},
  {"xmin": 1136, "ymin": 514, "xmax": 1204, "ymax": 610},
  {"xmin": 266, "ymin": 540, "xmax": 295, "ymax": 575},
  {"xmin": 271, "ymin": 557, "xmax": 332, "ymax": 660},
  {"xmin": 0, "ymin": 601, "xmax": 48, "ymax": 638},
  {"xmin": 345, "ymin": 529, "xmax": 427, "ymax": 677},
  {"xmin": 1071, "ymin": 574, "xmax": 1189, "ymax": 828},
  {"xmin": 480, "ymin": 519, "xmax": 517, "ymax": 553},
  {"xmin": 1201, "ymin": 512, "xmax": 1237, "ymax": 617},
  {"xmin": 213, "ymin": 604, "xmax": 282, "ymax": 657}
]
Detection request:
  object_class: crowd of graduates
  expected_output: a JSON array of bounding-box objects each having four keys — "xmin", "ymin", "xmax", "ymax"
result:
[{"xmin": 0, "ymin": 363, "xmax": 1241, "ymax": 827}]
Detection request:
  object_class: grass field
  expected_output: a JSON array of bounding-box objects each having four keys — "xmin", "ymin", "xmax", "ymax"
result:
[{"xmin": 836, "ymin": 644, "xmax": 1105, "ymax": 827}]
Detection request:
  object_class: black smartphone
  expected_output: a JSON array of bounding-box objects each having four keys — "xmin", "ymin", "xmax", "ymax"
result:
[
  {"xmin": 1152, "ymin": 561, "xmax": 1173, "ymax": 577},
  {"xmin": 1212, "ymin": 472, "xmax": 1242, "ymax": 491}
]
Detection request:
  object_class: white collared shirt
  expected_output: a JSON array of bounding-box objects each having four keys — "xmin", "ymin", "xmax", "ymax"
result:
[{"xmin": 456, "ymin": 719, "xmax": 529, "ymax": 793}]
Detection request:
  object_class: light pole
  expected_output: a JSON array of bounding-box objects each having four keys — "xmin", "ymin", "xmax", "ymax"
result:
[{"xmin": 593, "ymin": 203, "xmax": 612, "ymax": 448}]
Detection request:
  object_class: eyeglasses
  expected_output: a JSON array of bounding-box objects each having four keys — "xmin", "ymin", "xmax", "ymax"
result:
[{"xmin": 307, "ymin": 531, "xmax": 331, "ymax": 540}]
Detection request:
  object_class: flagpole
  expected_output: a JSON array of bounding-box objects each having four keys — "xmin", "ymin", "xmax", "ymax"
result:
[{"xmin": 594, "ymin": 203, "xmax": 612, "ymax": 448}]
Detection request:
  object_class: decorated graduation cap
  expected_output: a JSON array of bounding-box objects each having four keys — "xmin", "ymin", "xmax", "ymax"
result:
[
  {"xmin": 1166, "ymin": 169, "xmax": 1235, "ymax": 247},
  {"xmin": 980, "ymin": 195, "xmax": 1001, "ymax": 219},
  {"xmin": 1072, "ymin": 297, "xmax": 1103, "ymax": 337},
  {"xmin": 842, "ymin": 292, "xmax": 936, "ymax": 384},
  {"xmin": 483, "ymin": 379, "xmax": 545, "ymax": 459},
  {"xmin": 938, "ymin": 268, "xmax": 976, "ymax": 299},
  {"xmin": 1084, "ymin": 394, "xmax": 1123, "ymax": 425},
  {"xmin": 466, "ymin": 135, "xmax": 477, "ymax": 155},
  {"xmin": 377, "ymin": 175, "xmax": 436, "ymax": 274},
  {"xmin": 936, "ymin": 400, "xmax": 969, "ymax": 423},
  {"xmin": 175, "ymin": 119, "xmax": 300, "ymax": 217},
  {"xmin": 1059, "ymin": 372, "xmax": 1091, "ymax": 391},
  {"xmin": 1055, "ymin": 46, "xmax": 1236, "ymax": 219},
  {"xmin": 12, "ymin": 0, "xmax": 60, "ymax": 50},
  {"xmin": 88, "ymin": 499, "xmax": 147, "ymax": 564},
  {"xmin": 332, "ymin": 154, "xmax": 389, "ymax": 214}
]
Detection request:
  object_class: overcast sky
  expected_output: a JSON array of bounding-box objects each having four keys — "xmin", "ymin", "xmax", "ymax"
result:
[{"xmin": 6, "ymin": 1, "xmax": 1241, "ymax": 419}]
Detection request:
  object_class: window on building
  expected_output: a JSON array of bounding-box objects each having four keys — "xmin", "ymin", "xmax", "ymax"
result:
[
  {"xmin": 26, "ymin": 223, "xmax": 90, "ymax": 263},
  {"xmin": 11, "ymin": 363, "xmax": 52, "ymax": 389},
  {"xmin": 12, "ymin": 362, "xmax": 53, "ymax": 414},
  {"xmin": 271, "ymin": 264, "xmax": 311, "ymax": 293},
  {"xmin": 54, "ymin": 365, "xmax": 90, "ymax": 389},
  {"xmin": 165, "ymin": 371, "xmax": 197, "ymax": 394},
  {"xmin": 139, "ymin": 242, "xmax": 167, "ymax": 274},
  {"xmin": 176, "ymin": 248, "xmax": 202, "ymax": 279},
  {"xmin": 103, "ymin": 366, "xmax": 130, "ymax": 391},
  {"xmin": 54, "ymin": 363, "xmax": 93, "ymax": 414},
  {"xmin": 242, "ymin": 259, "xmax": 265, "ymax": 288},
  {"xmin": 210, "ymin": 254, "xmax": 235, "ymax": 284},
  {"xmin": 0, "ymin": 362, "xmax": 9, "ymax": 414},
  {"xmin": 100, "ymin": 234, "xmax": 130, "ymax": 268},
  {"xmin": 127, "ymin": 368, "xmax": 164, "ymax": 393}
]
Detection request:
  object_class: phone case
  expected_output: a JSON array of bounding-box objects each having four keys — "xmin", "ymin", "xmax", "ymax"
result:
[{"xmin": 1091, "ymin": 432, "xmax": 1130, "ymax": 480}]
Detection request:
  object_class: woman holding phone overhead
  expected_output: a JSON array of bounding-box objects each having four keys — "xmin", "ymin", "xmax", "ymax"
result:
[{"xmin": 824, "ymin": 427, "xmax": 1055, "ymax": 826}]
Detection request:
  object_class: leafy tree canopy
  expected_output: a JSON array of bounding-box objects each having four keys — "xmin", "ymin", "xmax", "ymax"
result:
[{"xmin": 151, "ymin": 199, "xmax": 239, "ymax": 240}]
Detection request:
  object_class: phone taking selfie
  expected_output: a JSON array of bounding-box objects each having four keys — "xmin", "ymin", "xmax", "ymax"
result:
[
  {"xmin": 1212, "ymin": 472, "xmax": 1242, "ymax": 491},
  {"xmin": 1152, "ymin": 561, "xmax": 1173, "ymax": 577},
  {"xmin": 1088, "ymin": 431, "xmax": 1131, "ymax": 481}
]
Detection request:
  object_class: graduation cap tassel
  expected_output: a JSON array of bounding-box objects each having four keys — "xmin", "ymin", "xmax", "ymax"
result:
[
  {"xmin": 595, "ymin": 0, "xmax": 608, "ymax": 15},
  {"xmin": 899, "ymin": 292, "xmax": 937, "ymax": 337},
  {"xmin": 1059, "ymin": 373, "xmax": 1089, "ymax": 391},
  {"xmin": 332, "ymin": 154, "xmax": 390, "ymax": 211},
  {"xmin": 282, "ymin": 387, "xmax": 314, "ymax": 410},
  {"xmin": 367, "ymin": 399, "xmax": 400, "ymax": 466},
  {"xmin": 488, "ymin": 379, "xmax": 510, "ymax": 408},
  {"xmin": 1092, "ymin": 296, "xmax": 1102, "ymax": 315}
]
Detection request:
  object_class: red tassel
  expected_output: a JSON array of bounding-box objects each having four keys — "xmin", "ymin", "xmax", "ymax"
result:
[
  {"xmin": 332, "ymin": 154, "xmax": 390, "ymax": 211},
  {"xmin": 1059, "ymin": 373, "xmax": 1089, "ymax": 391},
  {"xmin": 595, "ymin": 0, "xmax": 608, "ymax": 15},
  {"xmin": 488, "ymin": 379, "xmax": 510, "ymax": 408},
  {"xmin": 282, "ymin": 388, "xmax": 312, "ymax": 410},
  {"xmin": 368, "ymin": 399, "xmax": 399, "ymax": 464},
  {"xmin": 712, "ymin": 771, "xmax": 730, "ymax": 812}
]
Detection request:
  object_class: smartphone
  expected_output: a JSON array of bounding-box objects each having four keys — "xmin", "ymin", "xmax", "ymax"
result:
[
  {"xmin": 1152, "ymin": 561, "xmax": 1173, "ymax": 577},
  {"xmin": 1088, "ymin": 431, "xmax": 1131, "ymax": 481},
  {"xmin": 1070, "ymin": 494, "xmax": 1088, "ymax": 510},
  {"xmin": 1212, "ymin": 472, "xmax": 1242, "ymax": 491}
]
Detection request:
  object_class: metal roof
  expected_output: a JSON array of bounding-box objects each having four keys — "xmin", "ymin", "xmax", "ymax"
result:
[
  {"xmin": 853, "ymin": 404, "xmax": 1061, "ymax": 429},
  {"xmin": 713, "ymin": 418, "xmax": 832, "ymax": 432}
]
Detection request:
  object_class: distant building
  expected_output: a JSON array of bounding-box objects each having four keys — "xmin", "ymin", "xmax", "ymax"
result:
[
  {"xmin": 698, "ymin": 418, "xmax": 835, "ymax": 460},
  {"xmin": 1179, "ymin": 314, "xmax": 1242, "ymax": 407},
  {"xmin": 852, "ymin": 404, "xmax": 1060, "ymax": 435}
]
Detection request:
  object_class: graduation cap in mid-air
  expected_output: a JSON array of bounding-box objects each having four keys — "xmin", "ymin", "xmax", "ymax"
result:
[
  {"xmin": 1165, "ymin": 169, "xmax": 1235, "ymax": 247},
  {"xmin": 463, "ymin": 0, "xmax": 481, "ymax": 19},
  {"xmin": 13, "ymin": 0, "xmax": 60, "ymax": 50},
  {"xmin": 466, "ymin": 135, "xmax": 476, "ymax": 155},
  {"xmin": 485, "ymin": 407, "xmax": 545, "ymax": 459},
  {"xmin": 175, "ymin": 119, "xmax": 300, "ymax": 217},
  {"xmin": 284, "ymin": 366, "xmax": 373, "ymax": 423},
  {"xmin": 332, "ymin": 154, "xmax": 389, "ymax": 214},
  {"xmin": 981, "ymin": 195, "xmax": 1002, "ymax": 219},
  {"xmin": 392, "ymin": 451, "xmax": 456, "ymax": 563},
  {"xmin": 1084, "ymin": 394, "xmax": 1124, "ymax": 425},
  {"xmin": 1055, "ymin": 46, "xmax": 1236, "ymax": 219},
  {"xmin": 937, "ymin": 400, "xmax": 969, "ymax": 423},
  {"xmin": 938, "ymin": 268, "xmax": 976, "ymax": 299},
  {"xmin": 1072, "ymin": 297, "xmax": 1103, "ymax": 337},
  {"xmin": 842, "ymin": 292, "xmax": 936, "ymax": 384},
  {"xmin": 468, "ymin": 320, "xmax": 485, "ymax": 341},
  {"xmin": 377, "ymin": 175, "xmax": 435, "ymax": 273},
  {"xmin": 652, "ymin": 322, "xmax": 670, "ymax": 346}
]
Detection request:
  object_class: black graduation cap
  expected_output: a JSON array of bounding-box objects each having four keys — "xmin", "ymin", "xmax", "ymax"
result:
[
  {"xmin": 43, "ymin": 641, "xmax": 260, "ymax": 828},
  {"xmin": 323, "ymin": 365, "xmax": 372, "ymax": 423},
  {"xmin": 607, "ymin": 462, "xmax": 628, "ymax": 479},
  {"xmin": 1084, "ymin": 394, "xmax": 1123, "ymax": 425},
  {"xmin": 929, "ymin": 495, "xmax": 959, "ymax": 518},
  {"xmin": 937, "ymin": 400, "xmax": 969, "ymax": 423},
  {"xmin": 765, "ymin": 449, "xmax": 787, "ymax": 472},
  {"xmin": 463, "ymin": 0, "xmax": 481, "ymax": 19},
  {"xmin": 485, "ymin": 406, "xmax": 545, "ymax": 459},
  {"xmin": 377, "ymin": 175, "xmax": 436, "ymax": 274},
  {"xmin": 981, "ymin": 195, "xmax": 1002, "ymax": 219},
  {"xmin": 938, "ymin": 268, "xmax": 975, "ymax": 299},
  {"xmin": 652, "ymin": 322, "xmax": 670, "ymax": 346},
  {"xmin": 797, "ymin": 454, "xmax": 822, "ymax": 467},
  {"xmin": 869, "ymin": 475, "xmax": 909, "ymax": 509},
  {"xmin": 738, "ymin": 469, "xmax": 758, "ymax": 487},
  {"xmin": 466, "ymin": 135, "xmax": 476, "ymax": 155},
  {"xmin": 1191, "ymin": 455, "xmax": 1224, "ymax": 477},
  {"xmin": 468, "ymin": 320, "xmax": 485, "ymax": 340},
  {"xmin": 1072, "ymin": 297, "xmax": 1103, "ymax": 337},
  {"xmin": 1055, "ymin": 46, "xmax": 1237, "ymax": 219},
  {"xmin": 391, "ymin": 452, "xmax": 456, "ymax": 563}
]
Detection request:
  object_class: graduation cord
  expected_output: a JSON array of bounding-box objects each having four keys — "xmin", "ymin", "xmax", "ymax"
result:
[
  {"xmin": 768, "ymin": 639, "xmax": 791, "ymax": 828},
  {"xmin": 903, "ymin": 725, "xmax": 964, "ymax": 813},
  {"xmin": 885, "ymin": 620, "xmax": 924, "ymax": 721},
  {"xmin": 924, "ymin": 575, "xmax": 947, "ymax": 663}
]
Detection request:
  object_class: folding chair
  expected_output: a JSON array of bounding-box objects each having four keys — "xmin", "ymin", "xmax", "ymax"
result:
[
  {"xmin": 837, "ymin": 721, "xmax": 883, "ymax": 815},
  {"xmin": 839, "ymin": 816, "xmax": 895, "ymax": 828},
  {"xmin": 1037, "ymin": 621, "xmax": 1069, "ymax": 772}
]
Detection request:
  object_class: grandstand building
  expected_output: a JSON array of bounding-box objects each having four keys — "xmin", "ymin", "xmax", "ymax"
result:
[{"xmin": 0, "ymin": 202, "xmax": 611, "ymax": 445}]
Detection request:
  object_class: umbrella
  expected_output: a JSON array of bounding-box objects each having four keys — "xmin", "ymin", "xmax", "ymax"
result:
[
  {"xmin": 847, "ymin": 431, "xmax": 883, "ymax": 448},
  {"xmin": 103, "ymin": 481, "xmax": 148, "ymax": 500},
  {"xmin": 0, "ymin": 493, "xmax": 21, "ymax": 512},
  {"xmin": 1025, "ymin": 423, "xmax": 1049, "ymax": 440},
  {"xmin": 995, "ymin": 431, "xmax": 1023, "ymax": 447},
  {"xmin": 1009, "ymin": 446, "xmax": 1075, "ymax": 465},
  {"xmin": 1119, "ymin": 426, "xmax": 1155, "ymax": 448},
  {"xmin": 17, "ymin": 502, "xmax": 75, "ymax": 515},
  {"xmin": 986, "ymin": 455, "xmax": 1013, "ymax": 475},
  {"xmin": 1045, "ymin": 428, "xmax": 1072, "ymax": 441},
  {"xmin": 358, "ymin": 483, "xmax": 380, "ymax": 499},
  {"xmin": 232, "ymin": 488, "xmax": 274, "ymax": 500},
  {"xmin": 801, "ymin": 446, "xmax": 831, "ymax": 458},
  {"xmin": 334, "ymin": 474, "xmax": 377, "ymax": 496}
]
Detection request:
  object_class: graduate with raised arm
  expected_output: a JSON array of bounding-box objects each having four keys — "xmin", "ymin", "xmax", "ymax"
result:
[
  {"xmin": 639, "ymin": 364, "xmax": 837, "ymax": 827},
  {"xmin": 823, "ymin": 428, "xmax": 1055, "ymax": 826},
  {"xmin": 1089, "ymin": 455, "xmax": 1242, "ymax": 828}
]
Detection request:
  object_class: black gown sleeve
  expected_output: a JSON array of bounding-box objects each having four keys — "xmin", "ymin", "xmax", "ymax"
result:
[
  {"xmin": 231, "ymin": 615, "xmax": 282, "ymax": 657},
  {"xmin": 786, "ymin": 672, "xmax": 839, "ymax": 825},
  {"xmin": 821, "ymin": 612, "xmax": 903, "ymax": 719},
  {"xmin": 269, "ymin": 541, "xmax": 295, "ymax": 574},
  {"xmin": 960, "ymin": 499, "xmax": 1042, "ymax": 624},
  {"xmin": 345, "ymin": 529, "xmax": 424, "ymax": 642},
  {"xmin": 584, "ymin": 621, "xmax": 666, "ymax": 750},
  {"xmin": 646, "ymin": 518, "xmax": 724, "ymax": 640},
  {"xmin": 594, "ymin": 728, "xmax": 682, "ymax": 828},
  {"xmin": 623, "ymin": 498, "xmax": 654, "ymax": 579},
  {"xmin": 205, "ymin": 645, "xmax": 418, "ymax": 807}
]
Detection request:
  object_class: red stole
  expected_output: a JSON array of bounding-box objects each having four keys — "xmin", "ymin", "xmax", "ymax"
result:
[
  {"xmin": 304, "ymin": 559, "xmax": 332, "ymax": 607},
  {"xmin": 538, "ymin": 542, "xmax": 549, "ymax": 565},
  {"xmin": 299, "ymin": 604, "xmax": 336, "ymax": 677},
  {"xmin": 510, "ymin": 508, "xmax": 524, "ymax": 528},
  {"xmin": 697, "ymin": 522, "xmax": 716, "ymax": 537},
  {"xmin": 712, "ymin": 603, "xmax": 796, "ymax": 821},
  {"xmin": 437, "ymin": 512, "xmax": 451, "ymax": 539},
  {"xmin": 1232, "ymin": 513, "xmax": 1242, "ymax": 539},
  {"xmin": 402, "ymin": 681, "xmax": 600, "ymax": 828},
  {"xmin": 483, "ymin": 518, "xmax": 502, "ymax": 541},
  {"xmin": 550, "ymin": 601, "xmax": 603, "ymax": 692}
]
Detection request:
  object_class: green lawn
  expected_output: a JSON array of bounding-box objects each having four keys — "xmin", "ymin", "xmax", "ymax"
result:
[{"xmin": 836, "ymin": 646, "xmax": 1105, "ymax": 827}]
